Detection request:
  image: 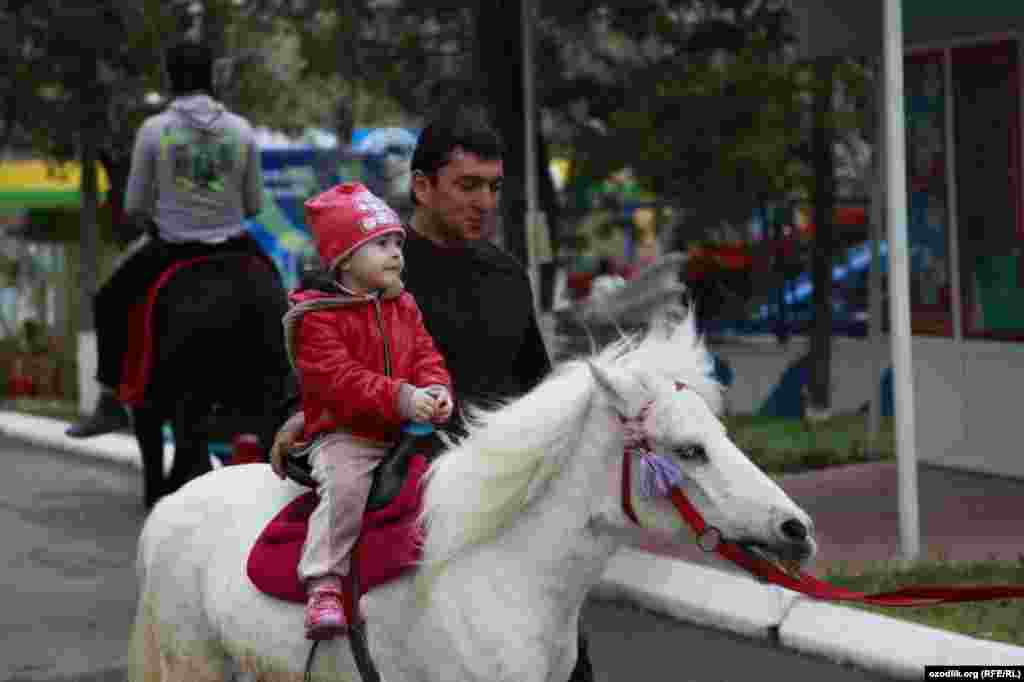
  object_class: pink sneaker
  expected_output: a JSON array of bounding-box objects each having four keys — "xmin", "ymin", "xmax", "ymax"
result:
[{"xmin": 304, "ymin": 587, "xmax": 347, "ymax": 640}]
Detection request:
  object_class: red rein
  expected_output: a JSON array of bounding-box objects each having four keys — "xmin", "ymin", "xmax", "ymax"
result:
[{"xmin": 620, "ymin": 383, "xmax": 1024, "ymax": 607}]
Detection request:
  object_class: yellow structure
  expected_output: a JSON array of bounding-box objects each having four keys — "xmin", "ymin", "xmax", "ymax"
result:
[{"xmin": 0, "ymin": 160, "xmax": 109, "ymax": 211}]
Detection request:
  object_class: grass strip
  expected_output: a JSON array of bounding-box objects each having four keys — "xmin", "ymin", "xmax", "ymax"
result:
[{"xmin": 824, "ymin": 556, "xmax": 1024, "ymax": 646}]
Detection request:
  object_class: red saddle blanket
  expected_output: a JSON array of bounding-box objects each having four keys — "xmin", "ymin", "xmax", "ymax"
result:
[
  {"xmin": 246, "ymin": 454, "xmax": 428, "ymax": 603},
  {"xmin": 117, "ymin": 255, "xmax": 216, "ymax": 407}
]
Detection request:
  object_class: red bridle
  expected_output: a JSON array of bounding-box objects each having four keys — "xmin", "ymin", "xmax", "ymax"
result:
[{"xmin": 618, "ymin": 382, "xmax": 1024, "ymax": 607}]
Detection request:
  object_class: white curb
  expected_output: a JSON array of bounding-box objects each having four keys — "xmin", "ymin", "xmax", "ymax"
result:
[
  {"xmin": 592, "ymin": 546, "xmax": 798, "ymax": 640},
  {"xmin": 593, "ymin": 547, "xmax": 1024, "ymax": 680},
  {"xmin": 3, "ymin": 411, "xmax": 1023, "ymax": 679},
  {"xmin": 780, "ymin": 599, "xmax": 1024, "ymax": 680},
  {"xmin": 0, "ymin": 410, "xmax": 173, "ymax": 471}
]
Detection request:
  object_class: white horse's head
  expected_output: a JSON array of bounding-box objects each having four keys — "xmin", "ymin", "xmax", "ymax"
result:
[{"xmin": 584, "ymin": 309, "xmax": 816, "ymax": 572}]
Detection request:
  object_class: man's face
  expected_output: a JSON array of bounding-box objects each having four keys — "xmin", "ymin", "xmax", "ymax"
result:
[{"xmin": 414, "ymin": 148, "xmax": 503, "ymax": 243}]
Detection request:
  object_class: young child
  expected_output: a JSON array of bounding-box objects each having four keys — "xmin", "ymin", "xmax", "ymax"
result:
[{"xmin": 277, "ymin": 182, "xmax": 453, "ymax": 640}]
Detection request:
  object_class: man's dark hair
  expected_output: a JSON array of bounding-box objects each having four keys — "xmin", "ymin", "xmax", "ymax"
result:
[
  {"xmin": 410, "ymin": 106, "xmax": 504, "ymax": 204},
  {"xmin": 166, "ymin": 41, "xmax": 214, "ymax": 96}
]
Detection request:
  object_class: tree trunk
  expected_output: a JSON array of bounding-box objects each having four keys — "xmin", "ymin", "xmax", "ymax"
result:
[
  {"xmin": 536, "ymin": 127, "xmax": 561, "ymax": 310},
  {"xmin": 78, "ymin": 57, "xmax": 102, "ymax": 333},
  {"xmin": 474, "ymin": 0, "xmax": 562, "ymax": 301},
  {"xmin": 808, "ymin": 58, "xmax": 836, "ymax": 410},
  {"xmin": 475, "ymin": 0, "xmax": 527, "ymax": 265},
  {"xmin": 100, "ymin": 153, "xmax": 139, "ymax": 245}
]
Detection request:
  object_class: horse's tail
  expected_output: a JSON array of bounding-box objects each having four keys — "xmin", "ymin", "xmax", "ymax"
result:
[
  {"xmin": 129, "ymin": 505, "xmax": 162, "ymax": 682},
  {"xmin": 128, "ymin": 593, "xmax": 162, "ymax": 682}
]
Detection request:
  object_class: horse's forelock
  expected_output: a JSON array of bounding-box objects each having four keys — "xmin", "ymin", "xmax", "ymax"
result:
[{"xmin": 612, "ymin": 309, "xmax": 723, "ymax": 415}]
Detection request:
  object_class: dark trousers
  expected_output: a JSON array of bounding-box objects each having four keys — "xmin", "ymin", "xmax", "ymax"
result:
[
  {"xmin": 93, "ymin": 231, "xmax": 275, "ymax": 388},
  {"xmin": 570, "ymin": 629, "xmax": 594, "ymax": 681}
]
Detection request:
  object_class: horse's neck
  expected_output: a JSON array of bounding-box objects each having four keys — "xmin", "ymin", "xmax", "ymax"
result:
[
  {"xmin": 494, "ymin": 470, "xmax": 618, "ymax": 604},
  {"xmin": 425, "ymin": 419, "xmax": 621, "ymax": 659}
]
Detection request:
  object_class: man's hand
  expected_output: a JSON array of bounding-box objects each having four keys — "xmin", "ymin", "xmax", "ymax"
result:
[{"xmin": 270, "ymin": 412, "xmax": 306, "ymax": 480}]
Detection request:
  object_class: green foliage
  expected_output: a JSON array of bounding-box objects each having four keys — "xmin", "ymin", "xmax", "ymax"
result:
[
  {"xmin": 221, "ymin": 18, "xmax": 338, "ymax": 134},
  {"xmin": 2, "ymin": 0, "xmax": 871, "ymax": 245},
  {"xmin": 218, "ymin": 6, "xmax": 413, "ymax": 135},
  {"xmin": 0, "ymin": 1, "xmax": 171, "ymax": 163},
  {"xmin": 1, "ymin": 397, "xmax": 82, "ymax": 420},
  {"xmin": 723, "ymin": 414, "xmax": 895, "ymax": 474}
]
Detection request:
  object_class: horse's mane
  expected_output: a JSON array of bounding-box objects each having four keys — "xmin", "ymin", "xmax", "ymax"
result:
[{"xmin": 415, "ymin": 306, "xmax": 721, "ymax": 597}]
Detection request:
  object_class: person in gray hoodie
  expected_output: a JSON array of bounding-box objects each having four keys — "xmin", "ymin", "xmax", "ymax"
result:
[{"xmin": 67, "ymin": 40, "xmax": 275, "ymax": 438}]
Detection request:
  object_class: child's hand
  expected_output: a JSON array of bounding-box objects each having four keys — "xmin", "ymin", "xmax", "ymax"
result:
[
  {"xmin": 432, "ymin": 390, "xmax": 453, "ymax": 424},
  {"xmin": 411, "ymin": 388, "xmax": 438, "ymax": 423}
]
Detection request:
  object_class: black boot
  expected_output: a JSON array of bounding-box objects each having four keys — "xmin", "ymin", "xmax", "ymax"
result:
[
  {"xmin": 568, "ymin": 629, "xmax": 594, "ymax": 682},
  {"xmin": 66, "ymin": 391, "xmax": 132, "ymax": 438}
]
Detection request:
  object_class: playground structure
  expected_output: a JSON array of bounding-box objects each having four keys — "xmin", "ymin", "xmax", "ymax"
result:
[{"xmin": 244, "ymin": 126, "xmax": 419, "ymax": 290}]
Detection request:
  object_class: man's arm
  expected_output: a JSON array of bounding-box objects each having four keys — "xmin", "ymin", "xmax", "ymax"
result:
[
  {"xmin": 123, "ymin": 120, "xmax": 157, "ymax": 220},
  {"xmin": 268, "ymin": 368, "xmax": 304, "ymax": 479},
  {"xmin": 242, "ymin": 134, "xmax": 263, "ymax": 219}
]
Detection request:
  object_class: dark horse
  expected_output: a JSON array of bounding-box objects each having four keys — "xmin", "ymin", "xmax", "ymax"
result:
[{"xmin": 131, "ymin": 253, "xmax": 293, "ymax": 508}]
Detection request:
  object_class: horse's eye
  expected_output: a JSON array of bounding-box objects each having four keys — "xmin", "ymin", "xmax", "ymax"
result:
[{"xmin": 674, "ymin": 444, "xmax": 706, "ymax": 460}]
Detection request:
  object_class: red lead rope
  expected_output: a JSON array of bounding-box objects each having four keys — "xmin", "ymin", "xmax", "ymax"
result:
[
  {"xmin": 668, "ymin": 483, "xmax": 1024, "ymax": 607},
  {"xmin": 623, "ymin": 448, "xmax": 1024, "ymax": 607}
]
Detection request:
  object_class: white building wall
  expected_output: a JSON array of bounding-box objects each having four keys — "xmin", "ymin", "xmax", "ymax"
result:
[
  {"xmin": 713, "ymin": 334, "xmax": 1024, "ymax": 479},
  {"xmin": 711, "ymin": 335, "xmax": 892, "ymax": 415},
  {"xmin": 957, "ymin": 340, "xmax": 1024, "ymax": 478}
]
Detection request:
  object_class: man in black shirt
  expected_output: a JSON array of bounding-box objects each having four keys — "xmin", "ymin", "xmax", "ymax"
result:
[{"xmin": 271, "ymin": 106, "xmax": 593, "ymax": 681}]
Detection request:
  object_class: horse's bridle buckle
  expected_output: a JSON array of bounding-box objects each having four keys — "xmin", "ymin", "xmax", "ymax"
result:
[{"xmin": 696, "ymin": 526, "xmax": 722, "ymax": 552}]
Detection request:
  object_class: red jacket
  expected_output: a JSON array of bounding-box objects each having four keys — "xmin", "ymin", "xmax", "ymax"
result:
[{"xmin": 284, "ymin": 287, "xmax": 452, "ymax": 443}]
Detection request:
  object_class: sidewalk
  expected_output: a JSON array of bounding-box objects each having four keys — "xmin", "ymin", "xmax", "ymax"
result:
[{"xmin": 2, "ymin": 409, "xmax": 1023, "ymax": 680}]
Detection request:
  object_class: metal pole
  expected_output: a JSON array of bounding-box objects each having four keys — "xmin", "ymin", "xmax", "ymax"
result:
[
  {"xmin": 521, "ymin": 0, "xmax": 540, "ymax": 304},
  {"xmin": 882, "ymin": 0, "xmax": 921, "ymax": 562},
  {"xmin": 78, "ymin": 58, "xmax": 101, "ymax": 333},
  {"xmin": 868, "ymin": 58, "xmax": 885, "ymax": 448}
]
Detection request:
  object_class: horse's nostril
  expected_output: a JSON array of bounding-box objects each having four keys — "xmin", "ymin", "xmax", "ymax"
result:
[{"xmin": 780, "ymin": 518, "xmax": 808, "ymax": 542}]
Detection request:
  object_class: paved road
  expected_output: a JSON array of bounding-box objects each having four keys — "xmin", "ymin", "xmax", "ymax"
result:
[
  {"xmin": 583, "ymin": 600, "xmax": 893, "ymax": 681},
  {"xmin": 0, "ymin": 435, "xmax": 893, "ymax": 682},
  {"xmin": 1, "ymin": 435, "xmax": 145, "ymax": 682}
]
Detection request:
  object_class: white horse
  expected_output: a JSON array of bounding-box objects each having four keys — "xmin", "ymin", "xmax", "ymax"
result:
[{"xmin": 129, "ymin": 311, "xmax": 816, "ymax": 682}]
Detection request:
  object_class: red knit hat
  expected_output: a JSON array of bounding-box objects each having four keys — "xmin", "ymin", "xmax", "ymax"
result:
[{"xmin": 304, "ymin": 182, "xmax": 405, "ymax": 271}]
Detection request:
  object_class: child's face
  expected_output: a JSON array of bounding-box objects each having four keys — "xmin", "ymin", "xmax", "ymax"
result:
[{"xmin": 338, "ymin": 233, "xmax": 405, "ymax": 293}]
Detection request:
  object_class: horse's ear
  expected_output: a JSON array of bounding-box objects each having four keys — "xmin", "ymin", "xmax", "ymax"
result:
[
  {"xmin": 587, "ymin": 362, "xmax": 648, "ymax": 417},
  {"xmin": 668, "ymin": 306, "xmax": 699, "ymax": 347},
  {"xmin": 649, "ymin": 303, "xmax": 688, "ymax": 340}
]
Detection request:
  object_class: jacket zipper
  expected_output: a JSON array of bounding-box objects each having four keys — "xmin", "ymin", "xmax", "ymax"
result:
[{"xmin": 372, "ymin": 295, "xmax": 392, "ymax": 378}]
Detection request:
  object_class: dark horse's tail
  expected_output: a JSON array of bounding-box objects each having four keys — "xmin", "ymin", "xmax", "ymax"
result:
[{"xmin": 136, "ymin": 253, "xmax": 294, "ymax": 506}]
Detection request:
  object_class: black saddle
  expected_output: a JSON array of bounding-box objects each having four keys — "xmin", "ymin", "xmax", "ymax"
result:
[{"xmin": 285, "ymin": 423, "xmax": 439, "ymax": 512}]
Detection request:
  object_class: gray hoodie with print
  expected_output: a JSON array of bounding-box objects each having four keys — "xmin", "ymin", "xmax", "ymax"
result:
[{"xmin": 124, "ymin": 94, "xmax": 263, "ymax": 244}]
